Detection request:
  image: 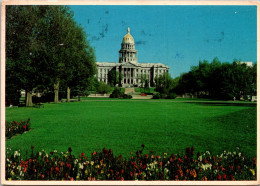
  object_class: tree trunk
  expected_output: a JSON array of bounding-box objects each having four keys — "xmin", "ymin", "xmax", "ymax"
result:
[
  {"xmin": 26, "ymin": 91, "xmax": 33, "ymax": 107},
  {"xmin": 66, "ymin": 87, "xmax": 71, "ymax": 102},
  {"xmin": 54, "ymin": 81, "xmax": 60, "ymax": 103}
]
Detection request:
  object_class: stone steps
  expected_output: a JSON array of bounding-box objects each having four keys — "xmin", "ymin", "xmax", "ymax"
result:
[{"xmin": 124, "ymin": 88, "xmax": 135, "ymax": 94}]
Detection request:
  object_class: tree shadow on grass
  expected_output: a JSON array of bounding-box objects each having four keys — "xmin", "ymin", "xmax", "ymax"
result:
[{"xmin": 184, "ymin": 102, "xmax": 257, "ymax": 107}]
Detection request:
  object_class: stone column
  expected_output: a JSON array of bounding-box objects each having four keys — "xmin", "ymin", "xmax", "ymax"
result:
[
  {"xmin": 133, "ymin": 68, "xmax": 135, "ymax": 84},
  {"xmin": 130, "ymin": 68, "xmax": 132, "ymax": 85}
]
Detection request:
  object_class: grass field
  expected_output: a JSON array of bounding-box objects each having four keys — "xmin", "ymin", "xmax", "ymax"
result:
[{"xmin": 5, "ymin": 99, "xmax": 257, "ymax": 159}]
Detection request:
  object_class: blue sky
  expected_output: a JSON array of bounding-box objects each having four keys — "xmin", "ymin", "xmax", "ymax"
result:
[{"xmin": 70, "ymin": 5, "xmax": 256, "ymax": 77}]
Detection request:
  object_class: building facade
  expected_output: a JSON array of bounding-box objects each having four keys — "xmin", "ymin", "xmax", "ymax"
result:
[{"xmin": 96, "ymin": 27, "xmax": 170, "ymax": 87}]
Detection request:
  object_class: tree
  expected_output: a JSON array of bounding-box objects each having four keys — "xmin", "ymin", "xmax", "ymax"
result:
[
  {"xmin": 37, "ymin": 6, "xmax": 81, "ymax": 103},
  {"xmin": 96, "ymin": 81, "xmax": 111, "ymax": 94},
  {"xmin": 139, "ymin": 74, "xmax": 148, "ymax": 88},
  {"xmin": 61, "ymin": 22, "xmax": 96, "ymax": 102},
  {"xmin": 6, "ymin": 6, "xmax": 51, "ymax": 106},
  {"xmin": 6, "ymin": 5, "xmax": 96, "ymax": 106},
  {"xmin": 173, "ymin": 57, "xmax": 257, "ymax": 100},
  {"xmin": 155, "ymin": 72, "xmax": 174, "ymax": 94},
  {"xmin": 108, "ymin": 69, "xmax": 123, "ymax": 87}
]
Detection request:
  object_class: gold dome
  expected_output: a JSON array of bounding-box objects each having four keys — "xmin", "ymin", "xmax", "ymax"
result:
[{"xmin": 122, "ymin": 27, "xmax": 134, "ymax": 44}]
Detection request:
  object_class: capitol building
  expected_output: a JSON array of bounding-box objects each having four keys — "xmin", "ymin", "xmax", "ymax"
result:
[{"xmin": 96, "ymin": 27, "xmax": 170, "ymax": 87}]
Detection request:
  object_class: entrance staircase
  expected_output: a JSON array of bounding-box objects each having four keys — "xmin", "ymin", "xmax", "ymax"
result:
[{"xmin": 124, "ymin": 88, "xmax": 135, "ymax": 94}]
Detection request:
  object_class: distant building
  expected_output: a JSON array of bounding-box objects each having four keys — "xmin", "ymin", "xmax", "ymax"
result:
[
  {"xmin": 96, "ymin": 27, "xmax": 169, "ymax": 87},
  {"xmin": 237, "ymin": 61, "xmax": 253, "ymax": 67}
]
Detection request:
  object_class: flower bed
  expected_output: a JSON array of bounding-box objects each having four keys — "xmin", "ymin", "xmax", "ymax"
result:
[
  {"xmin": 6, "ymin": 145, "xmax": 256, "ymax": 181},
  {"xmin": 6, "ymin": 118, "xmax": 31, "ymax": 139}
]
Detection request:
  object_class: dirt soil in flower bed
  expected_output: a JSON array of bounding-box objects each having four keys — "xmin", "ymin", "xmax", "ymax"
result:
[
  {"xmin": 6, "ymin": 128, "xmax": 34, "ymax": 140},
  {"xmin": 6, "ymin": 145, "xmax": 256, "ymax": 181}
]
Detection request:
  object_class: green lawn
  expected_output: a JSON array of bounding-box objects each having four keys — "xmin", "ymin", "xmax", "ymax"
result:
[{"xmin": 6, "ymin": 99, "xmax": 256, "ymax": 159}]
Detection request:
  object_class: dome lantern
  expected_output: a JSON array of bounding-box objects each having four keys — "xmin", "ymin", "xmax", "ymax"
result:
[{"xmin": 119, "ymin": 27, "xmax": 138, "ymax": 63}]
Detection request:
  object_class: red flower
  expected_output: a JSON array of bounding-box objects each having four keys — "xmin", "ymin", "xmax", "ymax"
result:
[
  {"xmin": 121, "ymin": 177, "xmax": 124, "ymax": 181},
  {"xmin": 141, "ymin": 144, "xmax": 145, "ymax": 148},
  {"xmin": 223, "ymin": 174, "xmax": 227, "ymax": 180},
  {"xmin": 81, "ymin": 152, "xmax": 85, "ymax": 157},
  {"xmin": 217, "ymin": 174, "xmax": 221, "ymax": 180},
  {"xmin": 55, "ymin": 167, "xmax": 59, "ymax": 172},
  {"xmin": 66, "ymin": 163, "xmax": 71, "ymax": 168},
  {"xmin": 70, "ymin": 177, "xmax": 74, "ymax": 181},
  {"xmin": 103, "ymin": 148, "xmax": 108, "ymax": 154}
]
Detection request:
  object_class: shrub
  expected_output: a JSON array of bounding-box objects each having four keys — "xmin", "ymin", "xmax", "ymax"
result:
[
  {"xmin": 152, "ymin": 93, "xmax": 160, "ymax": 99},
  {"xmin": 110, "ymin": 88, "xmax": 123, "ymax": 98},
  {"xmin": 110, "ymin": 88, "xmax": 132, "ymax": 99},
  {"xmin": 6, "ymin": 118, "xmax": 31, "ymax": 139},
  {"xmin": 97, "ymin": 82, "xmax": 112, "ymax": 94},
  {"xmin": 122, "ymin": 94, "xmax": 132, "ymax": 99},
  {"xmin": 6, "ymin": 146, "xmax": 256, "ymax": 181},
  {"xmin": 160, "ymin": 93, "xmax": 167, "ymax": 99},
  {"xmin": 167, "ymin": 92, "xmax": 177, "ymax": 99}
]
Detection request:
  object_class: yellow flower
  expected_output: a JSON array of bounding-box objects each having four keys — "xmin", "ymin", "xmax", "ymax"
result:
[
  {"xmin": 101, "ymin": 170, "xmax": 104, "ymax": 174},
  {"xmin": 85, "ymin": 170, "xmax": 88, "ymax": 174},
  {"xmin": 250, "ymin": 169, "xmax": 255, "ymax": 176},
  {"xmin": 11, "ymin": 171, "xmax": 14, "ymax": 176},
  {"xmin": 76, "ymin": 176, "xmax": 80, "ymax": 179},
  {"xmin": 8, "ymin": 178, "xmax": 12, "ymax": 181},
  {"xmin": 193, "ymin": 169, "xmax": 197, "ymax": 178}
]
